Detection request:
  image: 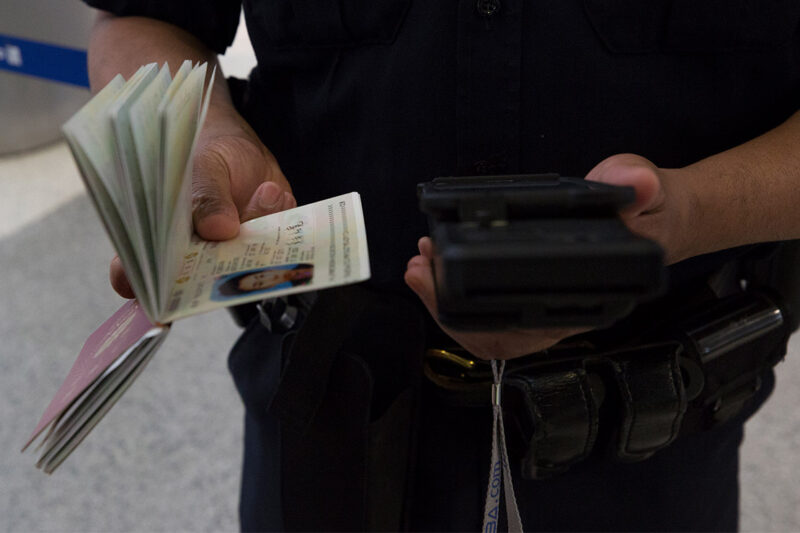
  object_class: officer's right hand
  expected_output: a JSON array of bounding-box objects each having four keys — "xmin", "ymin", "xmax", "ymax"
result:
[{"xmin": 110, "ymin": 106, "xmax": 295, "ymax": 298}]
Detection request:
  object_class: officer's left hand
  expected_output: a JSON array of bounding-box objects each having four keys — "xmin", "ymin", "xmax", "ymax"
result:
[
  {"xmin": 404, "ymin": 237, "xmax": 587, "ymax": 360},
  {"xmin": 405, "ymin": 153, "xmax": 689, "ymax": 361}
]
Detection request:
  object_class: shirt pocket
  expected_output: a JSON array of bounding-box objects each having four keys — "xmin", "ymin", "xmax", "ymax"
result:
[
  {"xmin": 583, "ymin": 0, "xmax": 800, "ymax": 54},
  {"xmin": 246, "ymin": 0, "xmax": 412, "ymax": 49}
]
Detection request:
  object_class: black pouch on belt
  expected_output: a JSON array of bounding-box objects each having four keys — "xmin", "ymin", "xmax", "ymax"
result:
[
  {"xmin": 500, "ymin": 340, "xmax": 689, "ymax": 477},
  {"xmin": 673, "ymin": 289, "xmax": 789, "ymax": 436}
]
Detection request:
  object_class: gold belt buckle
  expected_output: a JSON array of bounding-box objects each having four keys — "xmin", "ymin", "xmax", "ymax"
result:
[
  {"xmin": 426, "ymin": 348, "xmax": 476, "ymax": 369},
  {"xmin": 424, "ymin": 347, "xmax": 493, "ymax": 382}
]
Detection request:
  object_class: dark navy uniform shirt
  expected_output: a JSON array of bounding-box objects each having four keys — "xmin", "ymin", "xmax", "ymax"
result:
[{"xmin": 84, "ymin": 0, "xmax": 800, "ymax": 290}]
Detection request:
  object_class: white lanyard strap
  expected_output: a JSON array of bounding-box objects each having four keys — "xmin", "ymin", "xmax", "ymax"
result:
[{"xmin": 482, "ymin": 360, "xmax": 524, "ymax": 533}]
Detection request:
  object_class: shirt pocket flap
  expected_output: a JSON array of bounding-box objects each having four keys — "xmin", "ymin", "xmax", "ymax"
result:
[
  {"xmin": 583, "ymin": 0, "xmax": 800, "ymax": 54},
  {"xmin": 249, "ymin": 0, "xmax": 411, "ymax": 49}
]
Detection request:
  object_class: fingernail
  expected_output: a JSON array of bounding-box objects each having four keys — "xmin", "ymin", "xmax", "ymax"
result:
[{"xmin": 258, "ymin": 184, "xmax": 282, "ymax": 209}]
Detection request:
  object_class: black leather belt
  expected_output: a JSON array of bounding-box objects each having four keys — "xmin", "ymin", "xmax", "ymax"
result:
[{"xmin": 424, "ymin": 289, "xmax": 789, "ymax": 479}]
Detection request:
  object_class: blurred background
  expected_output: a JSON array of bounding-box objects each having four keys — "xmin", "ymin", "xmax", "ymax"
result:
[{"xmin": 0, "ymin": 3, "xmax": 798, "ymax": 532}]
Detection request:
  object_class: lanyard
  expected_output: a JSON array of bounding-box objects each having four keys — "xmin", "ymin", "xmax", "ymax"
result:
[{"xmin": 482, "ymin": 360, "xmax": 524, "ymax": 533}]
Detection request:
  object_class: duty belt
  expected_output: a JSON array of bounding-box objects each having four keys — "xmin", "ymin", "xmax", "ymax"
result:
[
  {"xmin": 233, "ymin": 276, "xmax": 791, "ymax": 483},
  {"xmin": 424, "ymin": 289, "xmax": 789, "ymax": 479}
]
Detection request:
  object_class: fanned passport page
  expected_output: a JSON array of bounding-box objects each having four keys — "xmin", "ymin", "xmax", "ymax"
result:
[{"xmin": 23, "ymin": 62, "xmax": 370, "ymax": 472}]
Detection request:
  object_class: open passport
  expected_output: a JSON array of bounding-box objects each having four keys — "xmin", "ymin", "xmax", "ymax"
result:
[{"xmin": 22, "ymin": 61, "xmax": 370, "ymax": 472}]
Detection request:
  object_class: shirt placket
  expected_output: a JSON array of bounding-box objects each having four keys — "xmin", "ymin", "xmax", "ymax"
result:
[{"xmin": 456, "ymin": 0, "xmax": 522, "ymax": 176}]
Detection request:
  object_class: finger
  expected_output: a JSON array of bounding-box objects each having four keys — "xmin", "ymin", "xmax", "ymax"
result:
[
  {"xmin": 109, "ymin": 255, "xmax": 135, "ymax": 299},
  {"xmin": 239, "ymin": 182, "xmax": 296, "ymax": 222},
  {"xmin": 418, "ymin": 236, "xmax": 434, "ymax": 259},
  {"xmin": 585, "ymin": 154, "xmax": 664, "ymax": 216},
  {"xmin": 192, "ymin": 148, "xmax": 240, "ymax": 241},
  {"xmin": 404, "ymin": 254, "xmax": 438, "ymax": 316}
]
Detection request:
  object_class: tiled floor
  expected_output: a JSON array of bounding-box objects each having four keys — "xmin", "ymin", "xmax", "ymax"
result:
[
  {"xmin": 1, "ymin": 11, "xmax": 799, "ymax": 533},
  {"xmin": 0, "ymin": 142, "xmax": 85, "ymax": 238}
]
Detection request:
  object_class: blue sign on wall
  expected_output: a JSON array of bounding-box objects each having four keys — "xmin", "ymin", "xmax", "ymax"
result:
[{"xmin": 0, "ymin": 33, "xmax": 89, "ymax": 88}]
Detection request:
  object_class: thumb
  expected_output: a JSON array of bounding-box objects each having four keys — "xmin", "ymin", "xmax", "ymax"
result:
[
  {"xmin": 191, "ymin": 148, "xmax": 240, "ymax": 241},
  {"xmin": 585, "ymin": 153, "xmax": 664, "ymax": 217}
]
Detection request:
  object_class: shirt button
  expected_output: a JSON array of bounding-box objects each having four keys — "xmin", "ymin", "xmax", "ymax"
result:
[{"xmin": 476, "ymin": 0, "xmax": 501, "ymax": 17}]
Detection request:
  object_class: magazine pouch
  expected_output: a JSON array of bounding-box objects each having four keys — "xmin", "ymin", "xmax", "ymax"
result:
[
  {"xmin": 501, "ymin": 342, "xmax": 687, "ymax": 476},
  {"xmin": 503, "ymin": 361, "xmax": 600, "ymax": 478},
  {"xmin": 606, "ymin": 343, "xmax": 687, "ymax": 461},
  {"xmin": 269, "ymin": 286, "xmax": 425, "ymax": 531}
]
